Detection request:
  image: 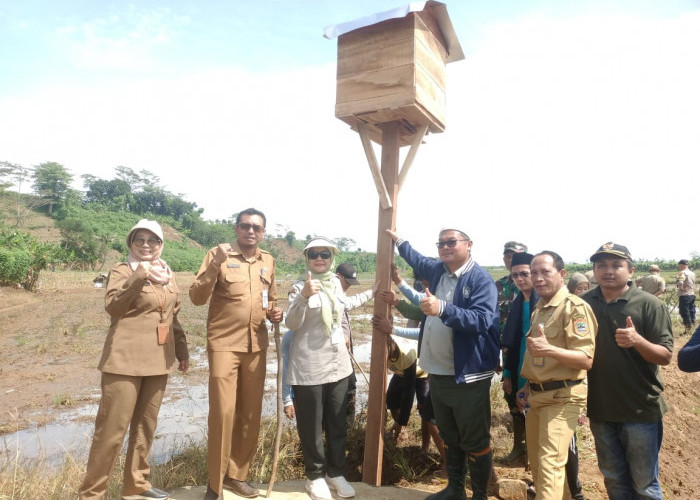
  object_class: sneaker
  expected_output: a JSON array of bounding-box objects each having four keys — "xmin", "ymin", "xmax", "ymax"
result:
[
  {"xmin": 305, "ymin": 478, "xmax": 332, "ymax": 500},
  {"xmin": 122, "ymin": 487, "xmax": 169, "ymax": 499},
  {"xmin": 325, "ymin": 475, "xmax": 355, "ymax": 498}
]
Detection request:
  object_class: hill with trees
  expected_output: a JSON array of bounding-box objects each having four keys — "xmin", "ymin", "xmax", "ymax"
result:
[{"xmin": 0, "ymin": 161, "xmax": 391, "ymax": 289}]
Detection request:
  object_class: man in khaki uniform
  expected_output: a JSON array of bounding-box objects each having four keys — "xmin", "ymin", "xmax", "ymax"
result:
[
  {"xmin": 190, "ymin": 208, "xmax": 283, "ymax": 500},
  {"xmin": 517, "ymin": 251, "xmax": 597, "ymax": 500},
  {"xmin": 636, "ymin": 264, "xmax": 666, "ymax": 297}
]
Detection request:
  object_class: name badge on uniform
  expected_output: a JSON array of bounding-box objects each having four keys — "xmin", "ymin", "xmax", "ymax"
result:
[
  {"xmin": 262, "ymin": 289, "xmax": 269, "ymax": 309},
  {"xmin": 227, "ymin": 263, "xmax": 240, "ymax": 268},
  {"xmin": 331, "ymin": 326, "xmax": 342, "ymax": 346}
]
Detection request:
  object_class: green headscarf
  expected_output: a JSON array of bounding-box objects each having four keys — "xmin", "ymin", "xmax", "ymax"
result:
[{"xmin": 306, "ymin": 253, "xmax": 342, "ymax": 335}]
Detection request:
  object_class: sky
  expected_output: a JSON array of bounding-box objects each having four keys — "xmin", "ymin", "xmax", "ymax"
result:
[{"xmin": 1, "ymin": 0, "xmax": 699, "ymax": 266}]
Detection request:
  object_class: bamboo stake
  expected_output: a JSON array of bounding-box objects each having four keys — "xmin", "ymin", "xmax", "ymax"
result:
[
  {"xmin": 266, "ymin": 322, "xmax": 283, "ymax": 498},
  {"xmin": 348, "ymin": 350, "xmax": 370, "ymax": 386}
]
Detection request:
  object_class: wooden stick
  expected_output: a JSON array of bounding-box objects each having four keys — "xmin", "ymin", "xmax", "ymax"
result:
[
  {"xmin": 348, "ymin": 350, "xmax": 369, "ymax": 386},
  {"xmin": 398, "ymin": 124, "xmax": 428, "ymax": 192},
  {"xmin": 358, "ymin": 122, "xmax": 392, "ymax": 209},
  {"xmin": 266, "ymin": 322, "xmax": 283, "ymax": 498}
]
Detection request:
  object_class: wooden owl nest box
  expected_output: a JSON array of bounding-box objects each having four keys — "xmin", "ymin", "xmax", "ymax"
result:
[{"xmin": 325, "ymin": 1, "xmax": 464, "ymax": 146}]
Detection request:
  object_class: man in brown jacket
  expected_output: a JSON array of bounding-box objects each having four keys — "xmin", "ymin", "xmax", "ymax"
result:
[{"xmin": 190, "ymin": 208, "xmax": 283, "ymax": 500}]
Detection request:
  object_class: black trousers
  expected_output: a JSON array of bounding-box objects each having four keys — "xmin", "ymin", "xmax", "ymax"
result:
[
  {"xmin": 679, "ymin": 295, "xmax": 696, "ymax": 326},
  {"xmin": 293, "ymin": 376, "xmax": 350, "ymax": 480}
]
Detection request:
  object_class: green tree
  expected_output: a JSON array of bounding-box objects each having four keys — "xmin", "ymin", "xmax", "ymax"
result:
[
  {"xmin": 57, "ymin": 217, "xmax": 107, "ymax": 270},
  {"xmin": 83, "ymin": 175, "xmax": 133, "ymax": 211},
  {"xmin": 334, "ymin": 236, "xmax": 357, "ymax": 251},
  {"xmin": 0, "ymin": 161, "xmax": 35, "ymax": 225},
  {"xmin": 284, "ymin": 231, "xmax": 296, "ymax": 247},
  {"xmin": 0, "ymin": 161, "xmax": 17, "ymax": 193},
  {"xmin": 33, "ymin": 161, "xmax": 73, "ymax": 215},
  {"xmin": 0, "ymin": 227, "xmax": 57, "ymax": 290}
]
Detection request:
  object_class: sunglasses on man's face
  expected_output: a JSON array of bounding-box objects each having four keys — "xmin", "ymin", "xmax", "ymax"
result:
[
  {"xmin": 511, "ymin": 271, "xmax": 531, "ymax": 279},
  {"xmin": 435, "ymin": 239, "xmax": 467, "ymax": 249},
  {"xmin": 308, "ymin": 250, "xmax": 332, "ymax": 260},
  {"xmin": 237, "ymin": 222, "xmax": 265, "ymax": 233}
]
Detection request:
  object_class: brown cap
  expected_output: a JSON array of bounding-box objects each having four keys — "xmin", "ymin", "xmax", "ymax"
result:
[{"xmin": 648, "ymin": 264, "xmax": 660, "ymax": 272}]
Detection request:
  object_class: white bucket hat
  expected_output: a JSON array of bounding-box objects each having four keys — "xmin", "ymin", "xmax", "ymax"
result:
[
  {"xmin": 303, "ymin": 237, "xmax": 339, "ymax": 255},
  {"xmin": 126, "ymin": 219, "xmax": 164, "ymax": 247}
]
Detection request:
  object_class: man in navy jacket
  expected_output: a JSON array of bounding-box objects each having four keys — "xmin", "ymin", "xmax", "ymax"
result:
[{"xmin": 387, "ymin": 227, "xmax": 499, "ymax": 500}]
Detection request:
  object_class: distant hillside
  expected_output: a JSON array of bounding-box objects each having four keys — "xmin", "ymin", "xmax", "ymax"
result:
[{"xmin": 0, "ymin": 192, "xmax": 63, "ymax": 244}]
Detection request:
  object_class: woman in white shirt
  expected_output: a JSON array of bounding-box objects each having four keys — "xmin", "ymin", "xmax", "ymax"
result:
[{"xmin": 286, "ymin": 237, "xmax": 356, "ymax": 500}]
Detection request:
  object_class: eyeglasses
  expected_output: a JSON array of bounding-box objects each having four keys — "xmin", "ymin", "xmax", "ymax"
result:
[
  {"xmin": 237, "ymin": 222, "xmax": 265, "ymax": 233},
  {"xmin": 511, "ymin": 271, "xmax": 531, "ymax": 279},
  {"xmin": 133, "ymin": 237, "xmax": 161, "ymax": 247},
  {"xmin": 435, "ymin": 239, "xmax": 467, "ymax": 249},
  {"xmin": 308, "ymin": 250, "xmax": 332, "ymax": 260}
]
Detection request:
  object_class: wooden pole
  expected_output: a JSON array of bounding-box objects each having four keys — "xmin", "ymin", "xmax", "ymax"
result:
[
  {"xmin": 265, "ymin": 322, "xmax": 283, "ymax": 497},
  {"xmin": 362, "ymin": 120, "xmax": 401, "ymax": 485}
]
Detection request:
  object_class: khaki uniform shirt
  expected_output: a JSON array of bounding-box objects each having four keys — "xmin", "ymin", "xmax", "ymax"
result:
[
  {"xmin": 637, "ymin": 274, "xmax": 665, "ymax": 295},
  {"xmin": 189, "ymin": 242, "xmax": 277, "ymax": 352},
  {"xmin": 676, "ymin": 268, "xmax": 696, "ymax": 296},
  {"xmin": 521, "ymin": 286, "xmax": 597, "ymax": 383},
  {"xmin": 98, "ymin": 263, "xmax": 188, "ymax": 376}
]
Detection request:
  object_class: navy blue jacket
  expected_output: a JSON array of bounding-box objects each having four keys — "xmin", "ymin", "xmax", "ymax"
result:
[{"xmin": 397, "ymin": 240, "xmax": 500, "ymax": 384}]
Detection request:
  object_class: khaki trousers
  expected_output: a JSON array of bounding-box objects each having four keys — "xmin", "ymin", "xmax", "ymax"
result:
[
  {"xmin": 78, "ymin": 372, "xmax": 168, "ymax": 500},
  {"xmin": 207, "ymin": 350, "xmax": 266, "ymax": 494},
  {"xmin": 526, "ymin": 382, "xmax": 587, "ymax": 500}
]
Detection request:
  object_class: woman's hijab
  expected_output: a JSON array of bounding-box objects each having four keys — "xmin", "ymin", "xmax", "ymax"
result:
[{"xmin": 126, "ymin": 219, "xmax": 172, "ymax": 285}]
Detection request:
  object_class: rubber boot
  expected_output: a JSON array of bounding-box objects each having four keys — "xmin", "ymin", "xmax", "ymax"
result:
[
  {"xmin": 467, "ymin": 450, "xmax": 493, "ymax": 500},
  {"xmin": 425, "ymin": 445, "xmax": 467, "ymax": 500},
  {"xmin": 501, "ymin": 412, "xmax": 527, "ymax": 464}
]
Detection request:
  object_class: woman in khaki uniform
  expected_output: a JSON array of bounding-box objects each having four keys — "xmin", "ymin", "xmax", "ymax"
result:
[{"xmin": 79, "ymin": 219, "xmax": 189, "ymax": 500}]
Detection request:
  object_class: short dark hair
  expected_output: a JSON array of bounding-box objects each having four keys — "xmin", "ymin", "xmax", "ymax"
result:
[
  {"xmin": 236, "ymin": 208, "xmax": 266, "ymax": 227},
  {"xmin": 534, "ymin": 250, "xmax": 565, "ymax": 271}
]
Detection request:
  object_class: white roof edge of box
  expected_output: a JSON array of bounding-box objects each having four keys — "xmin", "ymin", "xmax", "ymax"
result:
[{"xmin": 323, "ymin": 1, "xmax": 464, "ymax": 63}]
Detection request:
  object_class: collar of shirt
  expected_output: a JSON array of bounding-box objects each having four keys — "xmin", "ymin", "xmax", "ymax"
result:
[
  {"xmin": 590, "ymin": 280, "xmax": 635, "ymax": 304},
  {"xmin": 538, "ymin": 286, "xmax": 568, "ymax": 309},
  {"xmin": 229, "ymin": 241, "xmax": 262, "ymax": 260},
  {"xmin": 441, "ymin": 256, "xmax": 474, "ymax": 278}
]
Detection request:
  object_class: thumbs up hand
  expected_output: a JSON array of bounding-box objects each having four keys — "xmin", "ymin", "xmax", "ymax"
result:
[
  {"xmin": 615, "ymin": 316, "xmax": 641, "ymax": 349},
  {"xmin": 526, "ymin": 323, "xmax": 552, "ymax": 357},
  {"xmin": 420, "ymin": 287, "xmax": 440, "ymax": 316},
  {"xmin": 301, "ymin": 271, "xmax": 321, "ymax": 298}
]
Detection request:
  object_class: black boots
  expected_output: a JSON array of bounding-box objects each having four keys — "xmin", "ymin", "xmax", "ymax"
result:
[
  {"xmin": 467, "ymin": 450, "xmax": 493, "ymax": 500},
  {"xmin": 501, "ymin": 412, "xmax": 527, "ymax": 464},
  {"xmin": 425, "ymin": 445, "xmax": 467, "ymax": 500}
]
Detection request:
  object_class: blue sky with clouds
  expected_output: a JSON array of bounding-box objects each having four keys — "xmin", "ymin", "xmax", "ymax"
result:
[{"xmin": 2, "ymin": 1, "xmax": 700, "ymax": 265}]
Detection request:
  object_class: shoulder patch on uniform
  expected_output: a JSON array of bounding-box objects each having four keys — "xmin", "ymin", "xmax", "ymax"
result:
[{"xmin": 571, "ymin": 314, "xmax": 590, "ymax": 336}]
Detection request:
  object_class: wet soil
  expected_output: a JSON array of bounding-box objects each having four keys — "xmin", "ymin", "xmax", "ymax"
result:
[{"xmin": 1, "ymin": 275, "xmax": 698, "ymax": 499}]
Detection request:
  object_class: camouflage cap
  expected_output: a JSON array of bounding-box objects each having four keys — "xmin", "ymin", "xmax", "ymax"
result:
[{"xmin": 503, "ymin": 241, "xmax": 527, "ymax": 254}]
